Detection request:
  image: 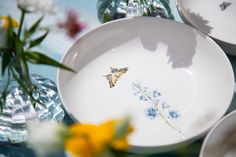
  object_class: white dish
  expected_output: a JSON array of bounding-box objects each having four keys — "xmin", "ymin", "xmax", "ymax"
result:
[
  {"xmin": 57, "ymin": 17, "xmax": 234, "ymax": 153},
  {"xmin": 176, "ymin": 0, "xmax": 236, "ymax": 55},
  {"xmin": 200, "ymin": 110, "xmax": 236, "ymax": 157}
]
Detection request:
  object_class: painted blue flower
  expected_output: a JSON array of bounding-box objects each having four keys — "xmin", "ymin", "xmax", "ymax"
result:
[
  {"xmin": 145, "ymin": 107, "xmax": 158, "ymax": 119},
  {"xmin": 139, "ymin": 95, "xmax": 148, "ymax": 101},
  {"xmin": 153, "ymin": 90, "xmax": 161, "ymax": 98},
  {"xmin": 131, "ymin": 82, "xmax": 182, "ymax": 134},
  {"xmin": 168, "ymin": 110, "xmax": 180, "ymax": 119}
]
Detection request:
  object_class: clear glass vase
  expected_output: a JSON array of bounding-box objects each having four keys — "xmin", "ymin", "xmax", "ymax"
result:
[
  {"xmin": 97, "ymin": 0, "xmax": 174, "ymax": 23},
  {"xmin": 0, "ymin": 71, "xmax": 65, "ymax": 143}
]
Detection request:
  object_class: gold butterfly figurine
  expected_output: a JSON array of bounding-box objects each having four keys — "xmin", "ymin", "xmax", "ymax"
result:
[{"xmin": 104, "ymin": 67, "xmax": 128, "ymax": 88}]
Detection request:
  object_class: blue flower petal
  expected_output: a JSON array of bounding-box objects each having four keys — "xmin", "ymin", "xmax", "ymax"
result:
[
  {"xmin": 145, "ymin": 107, "xmax": 158, "ymax": 119},
  {"xmin": 168, "ymin": 110, "xmax": 180, "ymax": 119},
  {"xmin": 139, "ymin": 95, "xmax": 148, "ymax": 101},
  {"xmin": 153, "ymin": 90, "xmax": 161, "ymax": 97}
]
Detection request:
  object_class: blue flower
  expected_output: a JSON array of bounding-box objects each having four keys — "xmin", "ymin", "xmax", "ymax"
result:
[
  {"xmin": 145, "ymin": 107, "xmax": 158, "ymax": 119},
  {"xmin": 153, "ymin": 90, "xmax": 161, "ymax": 97},
  {"xmin": 139, "ymin": 95, "xmax": 148, "ymax": 101},
  {"xmin": 168, "ymin": 110, "xmax": 180, "ymax": 119}
]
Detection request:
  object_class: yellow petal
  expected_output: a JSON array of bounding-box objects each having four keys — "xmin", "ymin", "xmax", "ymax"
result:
[
  {"xmin": 66, "ymin": 120, "xmax": 134, "ymax": 156},
  {"xmin": 112, "ymin": 137, "xmax": 129, "ymax": 150},
  {"xmin": 68, "ymin": 123, "xmax": 110, "ymax": 156},
  {"xmin": 0, "ymin": 16, "xmax": 19, "ymax": 29},
  {"xmin": 65, "ymin": 137, "xmax": 92, "ymax": 157}
]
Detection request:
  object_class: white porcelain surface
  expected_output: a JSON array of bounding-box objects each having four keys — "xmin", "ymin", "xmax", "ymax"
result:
[
  {"xmin": 57, "ymin": 17, "xmax": 234, "ymax": 153},
  {"xmin": 200, "ymin": 110, "xmax": 236, "ymax": 157},
  {"xmin": 176, "ymin": 0, "xmax": 236, "ymax": 55}
]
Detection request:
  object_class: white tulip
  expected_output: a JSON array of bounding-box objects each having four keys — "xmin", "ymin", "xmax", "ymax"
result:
[
  {"xmin": 16, "ymin": 0, "xmax": 55, "ymax": 13},
  {"xmin": 27, "ymin": 121, "xmax": 67, "ymax": 157}
]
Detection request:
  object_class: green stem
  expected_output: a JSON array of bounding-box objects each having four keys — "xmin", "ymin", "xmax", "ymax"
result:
[{"xmin": 18, "ymin": 9, "xmax": 26, "ymax": 38}]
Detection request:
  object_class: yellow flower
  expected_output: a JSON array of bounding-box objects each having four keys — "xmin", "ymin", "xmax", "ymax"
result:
[
  {"xmin": 65, "ymin": 123, "xmax": 112, "ymax": 157},
  {"xmin": 0, "ymin": 16, "xmax": 19, "ymax": 29},
  {"xmin": 111, "ymin": 123, "xmax": 134, "ymax": 150},
  {"xmin": 65, "ymin": 120, "xmax": 133, "ymax": 157}
]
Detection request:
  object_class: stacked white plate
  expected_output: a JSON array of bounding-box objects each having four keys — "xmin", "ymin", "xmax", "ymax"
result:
[
  {"xmin": 200, "ymin": 110, "xmax": 236, "ymax": 157},
  {"xmin": 58, "ymin": 17, "xmax": 234, "ymax": 153},
  {"xmin": 176, "ymin": 0, "xmax": 236, "ymax": 55}
]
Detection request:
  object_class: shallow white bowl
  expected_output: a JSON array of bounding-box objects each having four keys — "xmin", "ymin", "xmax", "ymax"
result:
[
  {"xmin": 176, "ymin": 0, "xmax": 236, "ymax": 55},
  {"xmin": 57, "ymin": 17, "xmax": 234, "ymax": 153},
  {"xmin": 200, "ymin": 110, "xmax": 236, "ymax": 157}
]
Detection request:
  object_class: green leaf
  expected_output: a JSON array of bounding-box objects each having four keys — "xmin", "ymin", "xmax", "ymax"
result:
[
  {"xmin": 23, "ymin": 51, "xmax": 76, "ymax": 72},
  {"xmin": 19, "ymin": 58, "xmax": 31, "ymax": 86},
  {"xmin": 24, "ymin": 16, "xmax": 43, "ymax": 39},
  {"xmin": 10, "ymin": 67, "xmax": 30, "ymax": 93},
  {"xmin": 115, "ymin": 116, "xmax": 131, "ymax": 139},
  {"xmin": 1, "ymin": 49, "xmax": 11, "ymax": 75},
  {"xmin": 28, "ymin": 30, "xmax": 49, "ymax": 48},
  {"xmin": 14, "ymin": 37, "xmax": 24, "ymax": 58}
]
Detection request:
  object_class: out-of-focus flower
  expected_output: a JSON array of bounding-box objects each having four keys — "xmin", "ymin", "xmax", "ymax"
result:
[
  {"xmin": 65, "ymin": 119, "xmax": 133, "ymax": 157},
  {"xmin": 58, "ymin": 10, "xmax": 86, "ymax": 38},
  {"xmin": 65, "ymin": 121, "xmax": 115, "ymax": 157},
  {"xmin": 0, "ymin": 16, "xmax": 19, "ymax": 29},
  {"xmin": 16, "ymin": 0, "xmax": 55, "ymax": 13},
  {"xmin": 27, "ymin": 117, "xmax": 133, "ymax": 157},
  {"xmin": 0, "ymin": 16, "xmax": 18, "ymax": 48},
  {"xmin": 27, "ymin": 121, "xmax": 68, "ymax": 157}
]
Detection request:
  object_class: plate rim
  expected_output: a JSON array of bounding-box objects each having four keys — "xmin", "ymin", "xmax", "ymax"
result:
[{"xmin": 199, "ymin": 109, "xmax": 236, "ymax": 157}]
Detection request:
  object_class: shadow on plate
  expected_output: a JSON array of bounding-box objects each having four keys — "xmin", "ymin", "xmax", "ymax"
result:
[
  {"xmin": 73, "ymin": 17, "xmax": 210, "ymax": 71},
  {"xmin": 177, "ymin": 8, "xmax": 213, "ymax": 35}
]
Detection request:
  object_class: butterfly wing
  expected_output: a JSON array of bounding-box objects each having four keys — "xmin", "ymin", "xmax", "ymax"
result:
[
  {"xmin": 110, "ymin": 74, "xmax": 119, "ymax": 88},
  {"xmin": 108, "ymin": 79, "xmax": 115, "ymax": 88},
  {"xmin": 105, "ymin": 67, "xmax": 128, "ymax": 88},
  {"xmin": 104, "ymin": 74, "xmax": 114, "ymax": 88},
  {"xmin": 115, "ymin": 67, "xmax": 128, "ymax": 77},
  {"xmin": 110, "ymin": 67, "xmax": 119, "ymax": 73}
]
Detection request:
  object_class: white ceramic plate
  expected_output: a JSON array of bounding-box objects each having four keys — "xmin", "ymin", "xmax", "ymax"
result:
[
  {"xmin": 176, "ymin": 0, "xmax": 236, "ymax": 55},
  {"xmin": 200, "ymin": 110, "xmax": 236, "ymax": 157},
  {"xmin": 57, "ymin": 17, "xmax": 234, "ymax": 153}
]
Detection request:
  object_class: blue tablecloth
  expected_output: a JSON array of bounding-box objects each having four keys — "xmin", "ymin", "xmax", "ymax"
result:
[{"xmin": 0, "ymin": 0, "xmax": 236, "ymax": 156}]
